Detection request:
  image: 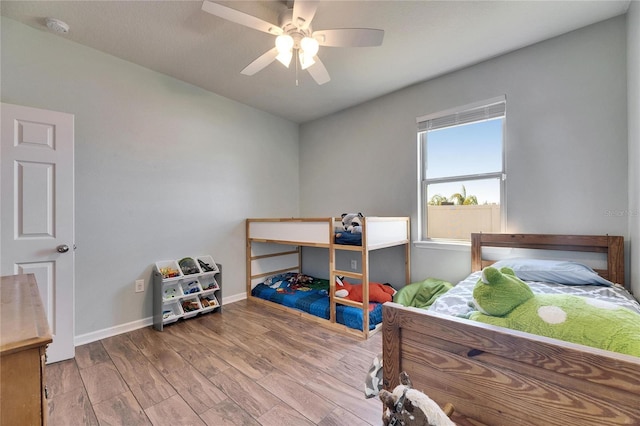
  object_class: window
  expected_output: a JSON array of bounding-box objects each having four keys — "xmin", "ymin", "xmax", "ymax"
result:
[{"xmin": 417, "ymin": 97, "xmax": 506, "ymax": 242}]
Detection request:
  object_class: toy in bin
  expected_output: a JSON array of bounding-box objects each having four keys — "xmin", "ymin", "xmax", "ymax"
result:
[
  {"xmin": 182, "ymin": 300, "xmax": 199, "ymax": 312},
  {"xmin": 198, "ymin": 259, "xmax": 215, "ymax": 272},
  {"xmin": 201, "ymin": 296, "xmax": 217, "ymax": 308},
  {"xmin": 179, "ymin": 257, "xmax": 199, "ymax": 275},
  {"xmin": 164, "ymin": 287, "xmax": 178, "ymax": 299},
  {"xmin": 184, "ymin": 281, "xmax": 200, "ymax": 294},
  {"xmin": 160, "ymin": 266, "xmax": 180, "ymax": 278},
  {"xmin": 202, "ymin": 281, "xmax": 218, "ymax": 291}
]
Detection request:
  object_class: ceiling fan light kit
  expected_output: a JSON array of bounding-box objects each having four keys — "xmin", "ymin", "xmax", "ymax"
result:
[
  {"xmin": 201, "ymin": 0, "xmax": 384, "ymax": 85},
  {"xmin": 275, "ymin": 34, "xmax": 294, "ymax": 67},
  {"xmin": 301, "ymin": 37, "xmax": 319, "ymax": 56},
  {"xmin": 276, "ymin": 50, "xmax": 293, "ymax": 68}
]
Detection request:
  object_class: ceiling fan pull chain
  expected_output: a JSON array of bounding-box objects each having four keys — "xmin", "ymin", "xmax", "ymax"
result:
[{"xmin": 295, "ymin": 50, "xmax": 299, "ymax": 87}]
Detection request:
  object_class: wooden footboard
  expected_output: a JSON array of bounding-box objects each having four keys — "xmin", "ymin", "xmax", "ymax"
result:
[{"xmin": 383, "ymin": 302, "xmax": 640, "ymax": 425}]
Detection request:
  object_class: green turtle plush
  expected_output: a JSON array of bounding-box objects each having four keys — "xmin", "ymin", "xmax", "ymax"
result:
[{"xmin": 469, "ymin": 266, "xmax": 640, "ymax": 357}]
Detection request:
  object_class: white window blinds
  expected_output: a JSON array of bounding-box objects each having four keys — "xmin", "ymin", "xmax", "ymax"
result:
[{"xmin": 417, "ymin": 96, "xmax": 506, "ymax": 132}]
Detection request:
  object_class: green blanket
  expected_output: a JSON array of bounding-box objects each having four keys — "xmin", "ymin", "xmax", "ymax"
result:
[
  {"xmin": 469, "ymin": 266, "xmax": 640, "ymax": 357},
  {"xmin": 469, "ymin": 294, "xmax": 640, "ymax": 357},
  {"xmin": 393, "ymin": 278, "xmax": 453, "ymax": 309}
]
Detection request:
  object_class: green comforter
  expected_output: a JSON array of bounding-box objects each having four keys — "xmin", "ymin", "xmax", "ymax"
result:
[
  {"xmin": 393, "ymin": 278, "xmax": 453, "ymax": 309},
  {"xmin": 469, "ymin": 294, "xmax": 640, "ymax": 357}
]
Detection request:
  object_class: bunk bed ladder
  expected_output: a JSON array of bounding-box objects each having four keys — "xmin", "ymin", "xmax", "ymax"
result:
[{"xmin": 329, "ymin": 217, "xmax": 371, "ymax": 338}]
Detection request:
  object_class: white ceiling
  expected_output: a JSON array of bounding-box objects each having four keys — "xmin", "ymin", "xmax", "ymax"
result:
[{"xmin": 1, "ymin": 0, "xmax": 631, "ymax": 123}]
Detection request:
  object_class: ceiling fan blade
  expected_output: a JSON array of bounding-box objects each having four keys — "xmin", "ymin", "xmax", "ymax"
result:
[
  {"xmin": 292, "ymin": 0, "xmax": 319, "ymax": 30},
  {"xmin": 241, "ymin": 47, "xmax": 279, "ymax": 76},
  {"xmin": 202, "ymin": 1, "xmax": 282, "ymax": 35},
  {"xmin": 313, "ymin": 28, "xmax": 384, "ymax": 47},
  {"xmin": 306, "ymin": 56, "xmax": 330, "ymax": 85}
]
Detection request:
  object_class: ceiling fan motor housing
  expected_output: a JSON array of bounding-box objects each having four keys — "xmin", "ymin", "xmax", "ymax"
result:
[{"xmin": 279, "ymin": 8, "xmax": 313, "ymax": 47}]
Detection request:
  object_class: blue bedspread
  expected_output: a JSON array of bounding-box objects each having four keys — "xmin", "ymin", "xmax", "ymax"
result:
[
  {"xmin": 251, "ymin": 283, "xmax": 382, "ymax": 330},
  {"xmin": 334, "ymin": 232, "xmax": 362, "ymax": 246}
]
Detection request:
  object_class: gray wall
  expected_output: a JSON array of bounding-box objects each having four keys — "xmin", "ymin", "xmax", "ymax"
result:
[
  {"xmin": 1, "ymin": 17, "xmax": 300, "ymax": 337},
  {"xmin": 300, "ymin": 17, "xmax": 629, "ymax": 287},
  {"xmin": 628, "ymin": 2, "xmax": 640, "ymax": 297}
]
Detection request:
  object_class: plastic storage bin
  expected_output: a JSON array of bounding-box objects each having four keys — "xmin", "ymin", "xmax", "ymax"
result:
[
  {"xmin": 181, "ymin": 279, "xmax": 202, "ymax": 296},
  {"xmin": 162, "ymin": 302, "xmax": 183, "ymax": 324},
  {"xmin": 200, "ymin": 276, "xmax": 220, "ymax": 291},
  {"xmin": 156, "ymin": 260, "xmax": 182, "ymax": 279},
  {"xmin": 196, "ymin": 256, "xmax": 219, "ymax": 274},
  {"xmin": 199, "ymin": 294, "xmax": 219, "ymax": 311},
  {"xmin": 180, "ymin": 297, "xmax": 202, "ymax": 319},
  {"xmin": 163, "ymin": 282, "xmax": 183, "ymax": 301},
  {"xmin": 178, "ymin": 257, "xmax": 200, "ymax": 275}
]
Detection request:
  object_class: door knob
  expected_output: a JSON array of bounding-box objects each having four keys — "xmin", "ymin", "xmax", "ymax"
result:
[{"xmin": 56, "ymin": 244, "xmax": 70, "ymax": 253}]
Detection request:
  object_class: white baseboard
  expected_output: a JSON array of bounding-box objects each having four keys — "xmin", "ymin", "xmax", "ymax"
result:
[
  {"xmin": 74, "ymin": 316, "xmax": 153, "ymax": 346},
  {"xmin": 73, "ymin": 292, "xmax": 247, "ymax": 346},
  {"xmin": 222, "ymin": 292, "xmax": 246, "ymax": 305}
]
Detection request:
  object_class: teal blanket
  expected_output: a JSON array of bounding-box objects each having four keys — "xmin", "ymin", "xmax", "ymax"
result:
[{"xmin": 394, "ymin": 278, "xmax": 453, "ymax": 309}]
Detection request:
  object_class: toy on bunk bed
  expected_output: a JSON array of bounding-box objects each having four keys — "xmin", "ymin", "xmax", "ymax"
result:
[
  {"xmin": 335, "ymin": 276, "xmax": 396, "ymax": 303},
  {"xmin": 341, "ymin": 212, "xmax": 364, "ymax": 233},
  {"xmin": 380, "ymin": 372, "xmax": 457, "ymax": 426},
  {"xmin": 469, "ymin": 266, "xmax": 640, "ymax": 357},
  {"xmin": 334, "ymin": 213, "xmax": 364, "ymax": 245},
  {"xmin": 264, "ymin": 272, "xmax": 317, "ymax": 293}
]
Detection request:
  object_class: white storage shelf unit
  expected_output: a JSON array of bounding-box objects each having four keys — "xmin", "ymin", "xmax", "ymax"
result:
[{"xmin": 153, "ymin": 256, "xmax": 221, "ymax": 331}]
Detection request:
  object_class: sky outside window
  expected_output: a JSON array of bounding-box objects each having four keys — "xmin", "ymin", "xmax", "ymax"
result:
[{"xmin": 425, "ymin": 118, "xmax": 503, "ymax": 204}]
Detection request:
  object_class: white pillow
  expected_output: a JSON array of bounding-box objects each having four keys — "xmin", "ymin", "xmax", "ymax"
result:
[{"xmin": 491, "ymin": 258, "xmax": 614, "ymax": 286}]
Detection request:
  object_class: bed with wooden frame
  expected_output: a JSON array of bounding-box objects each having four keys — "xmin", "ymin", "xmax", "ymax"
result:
[
  {"xmin": 246, "ymin": 217, "xmax": 410, "ymax": 339},
  {"xmin": 383, "ymin": 233, "xmax": 640, "ymax": 425}
]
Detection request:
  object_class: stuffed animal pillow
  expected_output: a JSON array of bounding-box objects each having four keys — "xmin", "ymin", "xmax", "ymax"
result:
[
  {"xmin": 469, "ymin": 266, "xmax": 640, "ymax": 357},
  {"xmin": 335, "ymin": 276, "xmax": 395, "ymax": 303},
  {"xmin": 341, "ymin": 212, "xmax": 363, "ymax": 234}
]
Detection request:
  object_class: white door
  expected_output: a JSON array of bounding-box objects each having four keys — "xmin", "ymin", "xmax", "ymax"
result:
[{"xmin": 1, "ymin": 103, "xmax": 75, "ymax": 363}]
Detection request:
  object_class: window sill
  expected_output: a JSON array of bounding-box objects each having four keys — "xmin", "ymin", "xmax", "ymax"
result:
[{"xmin": 413, "ymin": 240, "xmax": 471, "ymax": 252}]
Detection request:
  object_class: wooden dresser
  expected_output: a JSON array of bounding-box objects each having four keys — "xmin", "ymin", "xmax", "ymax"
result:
[{"xmin": 1, "ymin": 274, "xmax": 52, "ymax": 426}]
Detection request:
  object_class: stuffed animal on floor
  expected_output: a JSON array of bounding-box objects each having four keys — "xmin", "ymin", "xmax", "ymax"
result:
[
  {"xmin": 335, "ymin": 276, "xmax": 396, "ymax": 303},
  {"xmin": 469, "ymin": 266, "xmax": 640, "ymax": 357},
  {"xmin": 364, "ymin": 354, "xmax": 384, "ymax": 399},
  {"xmin": 341, "ymin": 212, "xmax": 364, "ymax": 234},
  {"xmin": 380, "ymin": 371, "xmax": 457, "ymax": 426}
]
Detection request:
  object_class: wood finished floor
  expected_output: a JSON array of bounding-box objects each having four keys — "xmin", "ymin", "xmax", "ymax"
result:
[{"xmin": 46, "ymin": 299, "xmax": 383, "ymax": 425}]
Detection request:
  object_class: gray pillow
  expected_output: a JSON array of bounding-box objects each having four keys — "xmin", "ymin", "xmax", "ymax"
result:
[{"xmin": 492, "ymin": 258, "xmax": 614, "ymax": 286}]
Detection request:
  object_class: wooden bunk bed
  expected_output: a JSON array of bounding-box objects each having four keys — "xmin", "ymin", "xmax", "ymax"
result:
[
  {"xmin": 246, "ymin": 217, "xmax": 410, "ymax": 338},
  {"xmin": 383, "ymin": 233, "xmax": 640, "ymax": 425}
]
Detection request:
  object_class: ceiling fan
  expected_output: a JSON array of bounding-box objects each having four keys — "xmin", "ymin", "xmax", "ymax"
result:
[{"xmin": 201, "ymin": 0, "xmax": 384, "ymax": 85}]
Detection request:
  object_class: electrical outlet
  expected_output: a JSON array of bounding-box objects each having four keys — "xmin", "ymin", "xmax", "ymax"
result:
[
  {"xmin": 351, "ymin": 260, "xmax": 358, "ymax": 270},
  {"xmin": 135, "ymin": 279, "xmax": 144, "ymax": 293}
]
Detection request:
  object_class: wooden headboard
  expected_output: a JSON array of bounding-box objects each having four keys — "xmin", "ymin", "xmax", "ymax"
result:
[{"xmin": 471, "ymin": 233, "xmax": 625, "ymax": 287}]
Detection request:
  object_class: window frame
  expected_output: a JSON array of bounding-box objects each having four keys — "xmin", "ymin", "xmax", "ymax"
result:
[{"xmin": 416, "ymin": 96, "xmax": 507, "ymax": 244}]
